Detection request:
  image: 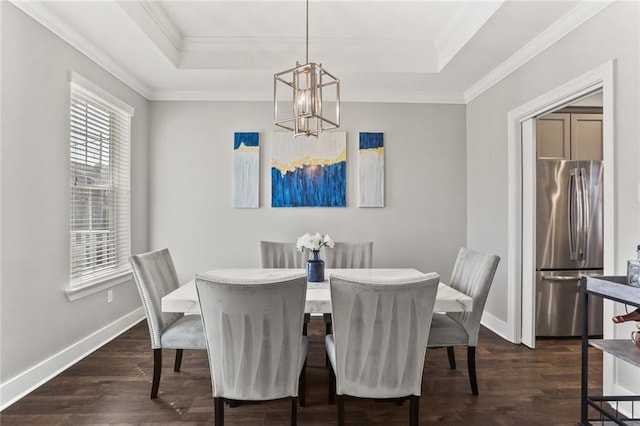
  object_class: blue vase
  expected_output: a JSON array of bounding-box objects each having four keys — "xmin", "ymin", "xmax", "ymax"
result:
[{"xmin": 307, "ymin": 250, "xmax": 325, "ymax": 282}]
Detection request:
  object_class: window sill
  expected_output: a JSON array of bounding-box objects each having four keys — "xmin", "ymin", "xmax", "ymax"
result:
[{"xmin": 65, "ymin": 271, "xmax": 133, "ymax": 301}]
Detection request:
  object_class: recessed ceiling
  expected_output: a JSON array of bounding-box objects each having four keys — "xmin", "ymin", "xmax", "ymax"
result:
[{"xmin": 11, "ymin": 0, "xmax": 613, "ymax": 103}]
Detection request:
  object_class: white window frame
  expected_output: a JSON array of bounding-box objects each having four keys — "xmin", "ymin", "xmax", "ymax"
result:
[{"xmin": 65, "ymin": 72, "xmax": 134, "ymax": 301}]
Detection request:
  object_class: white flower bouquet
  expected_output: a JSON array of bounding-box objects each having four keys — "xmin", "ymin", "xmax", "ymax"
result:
[{"xmin": 296, "ymin": 233, "xmax": 335, "ymax": 252}]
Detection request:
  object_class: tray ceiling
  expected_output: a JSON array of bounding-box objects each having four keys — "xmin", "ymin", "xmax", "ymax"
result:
[{"xmin": 11, "ymin": 0, "xmax": 612, "ymax": 103}]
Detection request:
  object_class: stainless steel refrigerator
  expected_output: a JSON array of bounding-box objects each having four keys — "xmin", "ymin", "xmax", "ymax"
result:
[{"xmin": 536, "ymin": 159, "xmax": 603, "ymax": 337}]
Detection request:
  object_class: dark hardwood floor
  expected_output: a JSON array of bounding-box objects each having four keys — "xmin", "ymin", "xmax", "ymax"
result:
[{"xmin": 1, "ymin": 317, "xmax": 602, "ymax": 425}]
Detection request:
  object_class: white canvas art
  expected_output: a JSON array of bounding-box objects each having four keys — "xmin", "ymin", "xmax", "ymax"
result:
[
  {"xmin": 358, "ymin": 132, "xmax": 384, "ymax": 207},
  {"xmin": 233, "ymin": 132, "xmax": 259, "ymax": 208}
]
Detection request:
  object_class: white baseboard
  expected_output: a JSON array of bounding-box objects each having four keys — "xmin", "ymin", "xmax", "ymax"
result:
[
  {"xmin": 0, "ymin": 308, "xmax": 145, "ymax": 411},
  {"xmin": 480, "ymin": 310, "xmax": 512, "ymax": 342},
  {"xmin": 609, "ymin": 379, "xmax": 637, "ymax": 419}
]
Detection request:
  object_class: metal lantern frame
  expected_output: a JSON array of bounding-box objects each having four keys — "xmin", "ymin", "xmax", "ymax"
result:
[
  {"xmin": 273, "ymin": 0, "xmax": 340, "ymax": 138},
  {"xmin": 274, "ymin": 62, "xmax": 340, "ymax": 137}
]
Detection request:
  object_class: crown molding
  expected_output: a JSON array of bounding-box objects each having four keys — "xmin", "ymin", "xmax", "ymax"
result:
[
  {"xmin": 117, "ymin": 0, "xmax": 182, "ymax": 66},
  {"xmin": 149, "ymin": 90, "xmax": 271, "ymax": 102},
  {"xmin": 10, "ymin": 0, "xmax": 151, "ymax": 99},
  {"xmin": 148, "ymin": 88, "xmax": 466, "ymax": 104},
  {"xmin": 463, "ymin": 0, "xmax": 614, "ymax": 103},
  {"xmin": 346, "ymin": 92, "xmax": 466, "ymax": 104},
  {"xmin": 136, "ymin": 0, "xmax": 182, "ymax": 50}
]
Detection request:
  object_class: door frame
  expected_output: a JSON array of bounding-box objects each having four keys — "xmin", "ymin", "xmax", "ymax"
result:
[{"xmin": 506, "ymin": 61, "xmax": 615, "ymax": 347}]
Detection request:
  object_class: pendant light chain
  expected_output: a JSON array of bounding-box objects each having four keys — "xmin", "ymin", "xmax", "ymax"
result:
[{"xmin": 305, "ymin": 0, "xmax": 309, "ymax": 64}]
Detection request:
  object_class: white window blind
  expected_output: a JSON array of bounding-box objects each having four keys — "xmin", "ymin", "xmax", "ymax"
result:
[{"xmin": 69, "ymin": 75, "xmax": 132, "ymax": 287}]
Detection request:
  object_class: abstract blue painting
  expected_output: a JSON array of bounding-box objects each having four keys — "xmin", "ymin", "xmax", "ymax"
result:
[
  {"xmin": 358, "ymin": 132, "xmax": 384, "ymax": 207},
  {"xmin": 271, "ymin": 132, "xmax": 346, "ymax": 207},
  {"xmin": 233, "ymin": 132, "xmax": 259, "ymax": 208}
]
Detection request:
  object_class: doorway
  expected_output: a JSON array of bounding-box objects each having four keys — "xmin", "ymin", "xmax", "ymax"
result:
[
  {"xmin": 506, "ymin": 61, "xmax": 615, "ymax": 348},
  {"xmin": 533, "ymin": 92, "xmax": 604, "ymax": 339}
]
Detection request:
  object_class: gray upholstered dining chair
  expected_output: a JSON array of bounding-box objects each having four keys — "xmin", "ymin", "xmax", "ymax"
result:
[
  {"xmin": 129, "ymin": 248, "xmax": 206, "ymax": 399},
  {"xmin": 259, "ymin": 241, "xmax": 307, "ymax": 268},
  {"xmin": 323, "ymin": 241, "xmax": 373, "ymax": 269},
  {"xmin": 427, "ymin": 247, "xmax": 500, "ymax": 396},
  {"xmin": 195, "ymin": 271, "xmax": 308, "ymax": 426},
  {"xmin": 322, "ymin": 241, "xmax": 374, "ymax": 337},
  {"xmin": 325, "ymin": 272, "xmax": 440, "ymax": 426},
  {"xmin": 259, "ymin": 240, "xmax": 312, "ymax": 333}
]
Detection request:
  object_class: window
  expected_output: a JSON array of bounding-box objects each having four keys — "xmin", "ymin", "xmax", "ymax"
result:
[{"xmin": 69, "ymin": 73, "xmax": 133, "ymax": 288}]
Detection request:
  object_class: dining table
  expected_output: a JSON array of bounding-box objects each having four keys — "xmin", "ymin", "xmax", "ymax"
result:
[{"xmin": 161, "ymin": 268, "xmax": 473, "ymax": 314}]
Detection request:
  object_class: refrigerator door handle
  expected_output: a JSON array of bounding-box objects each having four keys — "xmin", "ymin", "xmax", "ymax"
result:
[
  {"xmin": 540, "ymin": 275, "xmax": 582, "ymax": 282},
  {"xmin": 568, "ymin": 168, "xmax": 579, "ymax": 261},
  {"xmin": 578, "ymin": 167, "xmax": 589, "ymax": 262}
]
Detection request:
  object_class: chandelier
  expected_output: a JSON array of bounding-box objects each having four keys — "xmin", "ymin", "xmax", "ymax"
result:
[{"xmin": 273, "ymin": 0, "xmax": 340, "ymax": 137}]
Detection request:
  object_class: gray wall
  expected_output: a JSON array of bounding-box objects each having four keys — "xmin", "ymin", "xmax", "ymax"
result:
[
  {"xmin": 148, "ymin": 101, "xmax": 467, "ymax": 284},
  {"xmin": 467, "ymin": 1, "xmax": 639, "ymax": 326},
  {"xmin": 1, "ymin": 2, "xmax": 149, "ymax": 393}
]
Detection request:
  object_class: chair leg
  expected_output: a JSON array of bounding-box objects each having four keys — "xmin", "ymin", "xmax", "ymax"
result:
[
  {"xmin": 174, "ymin": 348, "xmax": 183, "ymax": 372},
  {"xmin": 409, "ymin": 395, "xmax": 419, "ymax": 426},
  {"xmin": 299, "ymin": 360, "xmax": 306, "ymax": 407},
  {"xmin": 151, "ymin": 348, "xmax": 162, "ymax": 399},
  {"xmin": 324, "ymin": 314, "xmax": 332, "ymax": 367},
  {"xmin": 214, "ymin": 397, "xmax": 224, "ymax": 426},
  {"xmin": 291, "ymin": 397, "xmax": 298, "ymax": 426},
  {"xmin": 324, "ymin": 313, "xmax": 332, "ymax": 334},
  {"xmin": 303, "ymin": 313, "xmax": 310, "ymax": 336},
  {"xmin": 328, "ymin": 361, "xmax": 336, "ymax": 404},
  {"xmin": 467, "ymin": 346, "xmax": 478, "ymax": 396},
  {"xmin": 446, "ymin": 346, "xmax": 456, "ymax": 369},
  {"xmin": 337, "ymin": 395, "xmax": 345, "ymax": 426}
]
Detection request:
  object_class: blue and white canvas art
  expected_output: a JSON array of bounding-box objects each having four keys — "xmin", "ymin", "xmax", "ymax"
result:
[
  {"xmin": 271, "ymin": 132, "xmax": 347, "ymax": 207},
  {"xmin": 233, "ymin": 132, "xmax": 259, "ymax": 208},
  {"xmin": 358, "ymin": 132, "xmax": 384, "ymax": 207}
]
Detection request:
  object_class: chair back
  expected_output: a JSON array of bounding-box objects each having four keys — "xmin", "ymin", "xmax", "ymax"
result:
[
  {"xmin": 323, "ymin": 241, "xmax": 373, "ymax": 268},
  {"xmin": 260, "ymin": 241, "xmax": 307, "ymax": 268},
  {"xmin": 329, "ymin": 272, "xmax": 439, "ymax": 399},
  {"xmin": 446, "ymin": 247, "xmax": 500, "ymax": 346},
  {"xmin": 195, "ymin": 271, "xmax": 307, "ymax": 401},
  {"xmin": 130, "ymin": 248, "xmax": 183, "ymax": 349}
]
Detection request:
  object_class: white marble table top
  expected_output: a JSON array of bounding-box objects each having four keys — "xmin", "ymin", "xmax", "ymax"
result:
[{"xmin": 161, "ymin": 268, "xmax": 473, "ymax": 315}]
